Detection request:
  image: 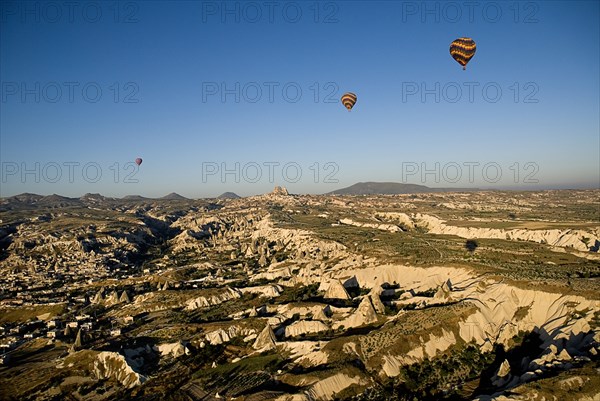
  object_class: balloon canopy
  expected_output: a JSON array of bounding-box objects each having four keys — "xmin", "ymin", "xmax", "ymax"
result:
[
  {"xmin": 341, "ymin": 92, "xmax": 357, "ymax": 111},
  {"xmin": 450, "ymin": 38, "xmax": 476, "ymax": 70}
]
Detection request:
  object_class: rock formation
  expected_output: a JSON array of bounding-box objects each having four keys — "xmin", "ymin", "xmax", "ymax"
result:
[{"xmin": 253, "ymin": 324, "xmax": 277, "ymax": 351}]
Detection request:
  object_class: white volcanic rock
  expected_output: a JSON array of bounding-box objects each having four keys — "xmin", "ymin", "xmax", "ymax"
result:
[
  {"xmin": 250, "ymin": 216, "xmax": 347, "ymax": 264},
  {"xmin": 556, "ymin": 348, "xmax": 572, "ymax": 361},
  {"xmin": 253, "ymin": 324, "xmax": 277, "ymax": 351},
  {"xmin": 91, "ymin": 289, "xmax": 104, "ymax": 304},
  {"xmin": 296, "ymin": 349, "xmax": 329, "ymax": 367},
  {"xmin": 267, "ymin": 314, "xmax": 288, "ymax": 326},
  {"xmin": 258, "ymin": 254, "xmax": 268, "ymax": 267},
  {"xmin": 245, "ymin": 246, "xmax": 255, "ymax": 257},
  {"xmin": 238, "ymin": 284, "xmax": 282, "ymax": 298},
  {"xmin": 244, "ymin": 334, "xmax": 258, "ymax": 343},
  {"xmin": 339, "ymin": 218, "xmax": 402, "ymax": 233},
  {"xmin": 374, "ymin": 212, "xmax": 415, "ymax": 230},
  {"xmin": 281, "ymin": 341, "xmax": 328, "ymax": 363},
  {"xmin": 368, "ymin": 288, "xmax": 386, "ymax": 314},
  {"xmin": 252, "ymin": 266, "xmax": 293, "ymax": 281},
  {"xmin": 305, "ymin": 373, "xmax": 368, "ymax": 401},
  {"xmin": 185, "ymin": 287, "xmax": 242, "ymax": 310},
  {"xmin": 105, "ymin": 290, "xmax": 120, "ymax": 306},
  {"xmin": 154, "ymin": 341, "xmax": 191, "ymax": 358},
  {"xmin": 368, "ymin": 260, "xmax": 600, "ymax": 378},
  {"xmin": 313, "ymin": 307, "xmax": 330, "ymax": 322},
  {"xmin": 529, "ymin": 344, "xmax": 573, "ymax": 371},
  {"xmin": 333, "ymin": 296, "xmax": 378, "ymax": 330},
  {"xmin": 205, "ymin": 325, "xmax": 256, "ymax": 345},
  {"xmin": 457, "ymin": 282, "xmax": 600, "ymax": 350},
  {"xmin": 414, "ymin": 213, "xmax": 600, "ymax": 253},
  {"xmin": 274, "ymin": 395, "xmax": 309, "ymax": 401},
  {"xmin": 93, "ymin": 351, "xmax": 146, "ymax": 388},
  {"xmin": 205, "ymin": 329, "xmax": 230, "ymax": 345},
  {"xmin": 323, "ymin": 280, "xmax": 351, "ymax": 300},
  {"xmin": 492, "ymin": 359, "xmax": 512, "ymax": 387},
  {"xmin": 422, "ymin": 329, "xmax": 456, "ymax": 359},
  {"xmin": 473, "ymin": 375, "xmax": 598, "ymax": 400},
  {"xmin": 277, "ymin": 304, "xmax": 332, "ymax": 320},
  {"xmin": 119, "ymin": 291, "xmax": 131, "ymax": 303},
  {"xmin": 381, "ymin": 329, "xmax": 457, "ymax": 376},
  {"xmin": 343, "ymin": 264, "xmax": 473, "ymax": 293},
  {"xmin": 170, "ymin": 230, "xmax": 207, "ymax": 252},
  {"xmin": 434, "ymin": 279, "xmax": 453, "ymax": 300},
  {"xmin": 284, "ymin": 320, "xmax": 329, "ymax": 338}
]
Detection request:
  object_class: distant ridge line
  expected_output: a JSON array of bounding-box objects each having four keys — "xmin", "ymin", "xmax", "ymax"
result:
[{"xmin": 326, "ymin": 182, "xmax": 478, "ymax": 195}]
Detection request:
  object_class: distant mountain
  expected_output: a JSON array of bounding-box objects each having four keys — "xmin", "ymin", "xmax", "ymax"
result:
[
  {"xmin": 160, "ymin": 192, "xmax": 189, "ymax": 200},
  {"xmin": 217, "ymin": 192, "xmax": 241, "ymax": 199},
  {"xmin": 80, "ymin": 193, "xmax": 106, "ymax": 201},
  {"xmin": 2, "ymin": 193, "xmax": 44, "ymax": 204},
  {"xmin": 327, "ymin": 182, "xmax": 475, "ymax": 195},
  {"xmin": 121, "ymin": 195, "xmax": 150, "ymax": 201},
  {"xmin": 37, "ymin": 194, "xmax": 83, "ymax": 207},
  {"xmin": 0, "ymin": 193, "xmax": 44, "ymax": 211}
]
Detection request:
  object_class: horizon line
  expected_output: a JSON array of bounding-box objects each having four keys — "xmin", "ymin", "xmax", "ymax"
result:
[{"xmin": 1, "ymin": 184, "xmax": 600, "ymax": 200}]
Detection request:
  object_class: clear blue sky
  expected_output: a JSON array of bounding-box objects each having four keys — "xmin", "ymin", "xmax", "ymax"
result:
[{"xmin": 1, "ymin": 0, "xmax": 599, "ymax": 198}]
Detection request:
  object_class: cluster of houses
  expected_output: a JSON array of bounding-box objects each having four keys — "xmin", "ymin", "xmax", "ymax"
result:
[
  {"xmin": 0, "ymin": 299, "xmax": 140, "ymax": 366},
  {"xmin": 0, "ymin": 252, "xmax": 230, "ymax": 366}
]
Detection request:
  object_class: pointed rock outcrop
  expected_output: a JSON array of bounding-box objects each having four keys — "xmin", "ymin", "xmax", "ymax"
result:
[
  {"xmin": 92, "ymin": 289, "xmax": 104, "ymax": 304},
  {"xmin": 324, "ymin": 280, "xmax": 351, "ymax": 300},
  {"xmin": 64, "ymin": 325, "xmax": 73, "ymax": 337},
  {"xmin": 492, "ymin": 359, "xmax": 512, "ymax": 387},
  {"xmin": 434, "ymin": 280, "xmax": 453, "ymax": 300},
  {"xmin": 368, "ymin": 290, "xmax": 386, "ymax": 315},
  {"xmin": 105, "ymin": 290, "xmax": 119, "ymax": 305},
  {"xmin": 333, "ymin": 296, "xmax": 378, "ymax": 330},
  {"xmin": 343, "ymin": 276, "xmax": 360, "ymax": 289},
  {"xmin": 313, "ymin": 307, "xmax": 330, "ymax": 322},
  {"xmin": 258, "ymin": 254, "xmax": 268, "ymax": 267},
  {"xmin": 253, "ymin": 324, "xmax": 277, "ymax": 351},
  {"xmin": 70, "ymin": 329, "xmax": 83, "ymax": 353},
  {"xmin": 271, "ymin": 186, "xmax": 289, "ymax": 196},
  {"xmin": 119, "ymin": 291, "xmax": 131, "ymax": 303}
]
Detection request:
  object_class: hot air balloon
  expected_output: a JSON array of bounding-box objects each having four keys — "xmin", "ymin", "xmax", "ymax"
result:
[
  {"xmin": 341, "ymin": 92, "xmax": 357, "ymax": 111},
  {"xmin": 135, "ymin": 158, "xmax": 142, "ymax": 166},
  {"xmin": 450, "ymin": 38, "xmax": 476, "ymax": 70}
]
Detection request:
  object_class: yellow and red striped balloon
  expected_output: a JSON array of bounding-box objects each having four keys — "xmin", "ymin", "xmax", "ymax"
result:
[
  {"xmin": 450, "ymin": 38, "xmax": 476, "ymax": 70},
  {"xmin": 341, "ymin": 92, "xmax": 357, "ymax": 111}
]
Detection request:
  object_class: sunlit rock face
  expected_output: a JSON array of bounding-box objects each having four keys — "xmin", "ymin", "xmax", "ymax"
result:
[{"xmin": 93, "ymin": 352, "xmax": 147, "ymax": 388}]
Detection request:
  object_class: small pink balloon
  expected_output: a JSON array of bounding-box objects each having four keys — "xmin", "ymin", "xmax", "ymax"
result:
[{"xmin": 135, "ymin": 158, "xmax": 142, "ymax": 166}]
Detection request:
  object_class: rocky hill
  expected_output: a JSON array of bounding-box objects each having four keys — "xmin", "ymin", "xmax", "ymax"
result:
[
  {"xmin": 217, "ymin": 192, "xmax": 241, "ymax": 199},
  {"xmin": 328, "ymin": 181, "xmax": 476, "ymax": 195}
]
